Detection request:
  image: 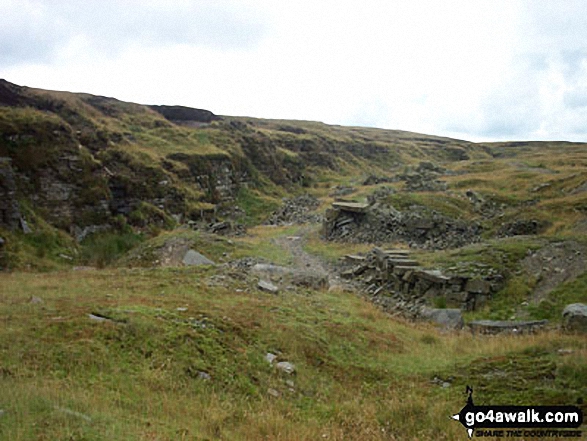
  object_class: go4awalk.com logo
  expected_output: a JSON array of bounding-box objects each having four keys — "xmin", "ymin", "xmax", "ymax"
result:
[{"xmin": 451, "ymin": 386, "xmax": 584, "ymax": 438}]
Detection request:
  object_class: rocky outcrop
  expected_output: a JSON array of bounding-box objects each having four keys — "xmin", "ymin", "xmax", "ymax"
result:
[
  {"xmin": 182, "ymin": 249, "xmax": 215, "ymax": 266},
  {"xmin": 148, "ymin": 105, "xmax": 221, "ymax": 124},
  {"xmin": 0, "ymin": 158, "xmax": 21, "ymax": 229},
  {"xmin": 521, "ymin": 241, "xmax": 587, "ymax": 301}
]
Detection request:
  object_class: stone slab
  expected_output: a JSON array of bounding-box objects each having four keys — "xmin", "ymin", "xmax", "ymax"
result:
[{"xmin": 331, "ymin": 202, "xmax": 369, "ymax": 213}]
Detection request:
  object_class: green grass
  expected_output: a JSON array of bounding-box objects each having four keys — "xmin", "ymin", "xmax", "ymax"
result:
[
  {"xmin": 445, "ymin": 345, "xmax": 586, "ymax": 408},
  {"xmin": 79, "ymin": 231, "xmax": 145, "ymax": 268},
  {"xmin": 235, "ymin": 187, "xmax": 281, "ymax": 226},
  {"xmin": 231, "ymin": 225, "xmax": 298, "ymax": 265},
  {"xmin": 302, "ymin": 228, "xmax": 375, "ymax": 264},
  {"xmin": 1, "ymin": 268, "xmax": 584, "ymax": 440}
]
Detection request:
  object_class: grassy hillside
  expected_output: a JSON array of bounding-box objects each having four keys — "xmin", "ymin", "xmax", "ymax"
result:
[
  {"xmin": 1, "ymin": 80, "xmax": 587, "ymax": 439},
  {"xmin": 1, "ymin": 267, "xmax": 585, "ymax": 440}
]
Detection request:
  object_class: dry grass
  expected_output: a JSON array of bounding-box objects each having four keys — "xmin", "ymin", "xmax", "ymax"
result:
[{"xmin": 1, "ymin": 268, "xmax": 585, "ymax": 440}]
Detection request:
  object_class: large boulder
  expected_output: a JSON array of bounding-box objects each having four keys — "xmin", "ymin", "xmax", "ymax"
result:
[
  {"xmin": 182, "ymin": 250, "xmax": 215, "ymax": 266},
  {"xmin": 251, "ymin": 263, "xmax": 329, "ymax": 290},
  {"xmin": 420, "ymin": 307, "xmax": 464, "ymax": 330},
  {"xmin": 562, "ymin": 303, "xmax": 587, "ymax": 333}
]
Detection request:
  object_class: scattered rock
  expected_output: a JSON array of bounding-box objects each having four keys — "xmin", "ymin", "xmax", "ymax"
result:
[
  {"xmin": 176, "ymin": 307, "xmax": 188, "ymax": 312},
  {"xmin": 558, "ymin": 348, "xmax": 574, "ymax": 356},
  {"xmin": 363, "ymin": 175, "xmax": 393, "ymax": 186},
  {"xmin": 182, "ymin": 249, "xmax": 215, "ymax": 266},
  {"xmin": 275, "ymin": 361, "xmax": 295, "ymax": 375},
  {"xmin": 258, "ymin": 280, "xmax": 279, "ymax": 294},
  {"xmin": 562, "ymin": 303, "xmax": 587, "ymax": 333},
  {"xmin": 265, "ymin": 353, "xmax": 278, "ymax": 364},
  {"xmin": 29, "ymin": 296, "xmax": 43, "ymax": 304},
  {"xmin": 197, "ymin": 371, "xmax": 211, "ymax": 381},
  {"xmin": 267, "ymin": 388, "xmax": 281, "ymax": 397},
  {"xmin": 88, "ymin": 313, "xmax": 111, "ymax": 323},
  {"xmin": 206, "ymin": 221, "xmax": 246, "ymax": 236}
]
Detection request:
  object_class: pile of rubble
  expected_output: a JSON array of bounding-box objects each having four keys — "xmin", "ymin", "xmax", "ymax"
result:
[
  {"xmin": 498, "ymin": 219, "xmax": 545, "ymax": 237},
  {"xmin": 206, "ymin": 221, "xmax": 246, "ymax": 236},
  {"xmin": 362, "ymin": 175, "xmax": 394, "ymax": 186},
  {"xmin": 465, "ymin": 190, "xmax": 504, "ymax": 218},
  {"xmin": 266, "ymin": 194, "xmax": 323, "ymax": 225},
  {"xmin": 340, "ymin": 248, "xmax": 503, "ymax": 317},
  {"xmin": 322, "ymin": 202, "xmax": 481, "ymax": 250},
  {"xmin": 398, "ymin": 162, "xmax": 449, "ymax": 192}
]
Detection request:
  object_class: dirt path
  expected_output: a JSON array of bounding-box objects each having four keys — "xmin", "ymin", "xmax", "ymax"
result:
[{"xmin": 271, "ymin": 225, "xmax": 348, "ymax": 291}]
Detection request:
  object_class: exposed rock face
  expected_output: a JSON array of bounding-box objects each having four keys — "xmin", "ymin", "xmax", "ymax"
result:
[
  {"xmin": 323, "ymin": 203, "xmax": 481, "ymax": 250},
  {"xmin": 562, "ymin": 303, "xmax": 587, "ymax": 333},
  {"xmin": 165, "ymin": 152, "xmax": 248, "ymax": 205},
  {"xmin": 148, "ymin": 105, "xmax": 221, "ymax": 123},
  {"xmin": 521, "ymin": 241, "xmax": 587, "ymax": 301},
  {"xmin": 0, "ymin": 158, "xmax": 21, "ymax": 229},
  {"xmin": 0, "ymin": 79, "xmax": 25, "ymax": 106}
]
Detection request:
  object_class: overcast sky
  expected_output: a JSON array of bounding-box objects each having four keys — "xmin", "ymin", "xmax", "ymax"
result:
[{"xmin": 1, "ymin": 0, "xmax": 587, "ymax": 142}]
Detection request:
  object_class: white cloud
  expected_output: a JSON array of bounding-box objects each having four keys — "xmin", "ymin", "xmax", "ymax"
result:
[{"xmin": 1, "ymin": 0, "xmax": 587, "ymax": 141}]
